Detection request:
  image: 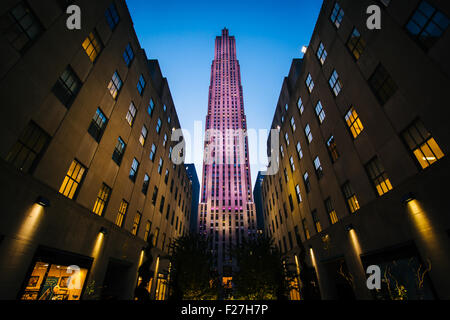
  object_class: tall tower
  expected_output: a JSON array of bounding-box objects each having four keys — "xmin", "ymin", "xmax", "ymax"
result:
[{"xmin": 198, "ymin": 29, "xmax": 257, "ymax": 280}]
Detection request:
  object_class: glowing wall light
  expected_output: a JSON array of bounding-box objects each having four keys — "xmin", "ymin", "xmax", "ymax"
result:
[
  {"xmin": 91, "ymin": 228, "xmax": 107, "ymax": 258},
  {"xmin": 36, "ymin": 196, "xmax": 50, "ymax": 207},
  {"xmin": 347, "ymin": 226, "xmax": 362, "ymax": 257}
]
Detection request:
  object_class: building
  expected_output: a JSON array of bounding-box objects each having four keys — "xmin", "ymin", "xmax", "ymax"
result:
[
  {"xmin": 185, "ymin": 164, "xmax": 200, "ymax": 233},
  {"xmin": 252, "ymin": 172, "xmax": 266, "ymax": 233},
  {"xmin": 262, "ymin": 0, "xmax": 450, "ymax": 300},
  {"xmin": 0, "ymin": 0, "xmax": 191, "ymax": 300},
  {"xmin": 198, "ymin": 28, "xmax": 257, "ymax": 282}
]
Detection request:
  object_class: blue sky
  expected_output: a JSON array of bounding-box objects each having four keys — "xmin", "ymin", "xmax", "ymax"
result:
[{"xmin": 126, "ymin": 0, "xmax": 323, "ymax": 191}]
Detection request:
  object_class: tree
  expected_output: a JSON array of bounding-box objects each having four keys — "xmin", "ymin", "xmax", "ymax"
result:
[
  {"xmin": 296, "ymin": 242, "xmax": 321, "ymax": 300},
  {"xmin": 168, "ymin": 234, "xmax": 219, "ymax": 300},
  {"xmin": 134, "ymin": 235, "xmax": 154, "ymax": 301}
]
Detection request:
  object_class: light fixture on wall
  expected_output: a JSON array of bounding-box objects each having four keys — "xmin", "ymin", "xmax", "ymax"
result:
[
  {"xmin": 401, "ymin": 192, "xmax": 416, "ymax": 204},
  {"xmin": 345, "ymin": 224, "xmax": 355, "ymax": 232},
  {"xmin": 99, "ymin": 227, "xmax": 108, "ymax": 235},
  {"xmin": 36, "ymin": 196, "xmax": 50, "ymax": 208}
]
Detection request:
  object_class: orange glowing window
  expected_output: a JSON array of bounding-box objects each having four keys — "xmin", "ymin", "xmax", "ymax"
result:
[
  {"xmin": 366, "ymin": 157, "xmax": 394, "ymax": 196},
  {"xmin": 345, "ymin": 107, "xmax": 364, "ymax": 139},
  {"xmin": 92, "ymin": 183, "xmax": 111, "ymax": 216},
  {"xmin": 82, "ymin": 31, "xmax": 102, "ymax": 62},
  {"xmin": 115, "ymin": 200, "xmax": 128, "ymax": 228},
  {"xmin": 59, "ymin": 160, "xmax": 86, "ymax": 199},
  {"xmin": 342, "ymin": 182, "xmax": 360, "ymax": 214}
]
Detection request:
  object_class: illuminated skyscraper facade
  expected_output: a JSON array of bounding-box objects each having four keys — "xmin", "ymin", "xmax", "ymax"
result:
[{"xmin": 198, "ymin": 29, "xmax": 257, "ymax": 276}]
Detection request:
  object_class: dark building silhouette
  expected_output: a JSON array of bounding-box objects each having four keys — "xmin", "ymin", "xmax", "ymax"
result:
[
  {"xmin": 253, "ymin": 172, "xmax": 266, "ymax": 233},
  {"xmin": 185, "ymin": 164, "xmax": 200, "ymax": 233}
]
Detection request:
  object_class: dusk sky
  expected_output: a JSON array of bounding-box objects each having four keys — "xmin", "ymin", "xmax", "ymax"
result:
[{"xmin": 126, "ymin": 0, "xmax": 323, "ymax": 191}]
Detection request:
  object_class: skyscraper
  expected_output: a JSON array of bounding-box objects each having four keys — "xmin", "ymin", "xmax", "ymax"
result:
[{"xmin": 198, "ymin": 29, "xmax": 257, "ymax": 279}]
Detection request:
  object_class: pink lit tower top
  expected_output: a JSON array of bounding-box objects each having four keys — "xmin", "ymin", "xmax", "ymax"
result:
[{"xmin": 198, "ymin": 28, "xmax": 257, "ymax": 277}]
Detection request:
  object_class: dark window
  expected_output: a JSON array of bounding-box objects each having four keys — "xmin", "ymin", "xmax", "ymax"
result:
[
  {"xmin": 6, "ymin": 121, "xmax": 50, "ymax": 173},
  {"xmin": 327, "ymin": 136, "xmax": 340, "ymax": 162},
  {"xmin": 306, "ymin": 74, "xmax": 314, "ymax": 93},
  {"xmin": 314, "ymin": 156, "xmax": 323, "ymax": 179},
  {"xmin": 305, "ymin": 124, "xmax": 313, "ymax": 144},
  {"xmin": 325, "ymin": 198, "xmax": 339, "ymax": 225},
  {"xmin": 316, "ymin": 42, "xmax": 328, "ymax": 65},
  {"xmin": 123, "ymin": 43, "xmax": 134, "ymax": 67},
  {"xmin": 3, "ymin": 2, "xmax": 42, "ymax": 52},
  {"xmin": 151, "ymin": 187, "xmax": 158, "ymax": 205},
  {"xmin": 159, "ymin": 196, "xmax": 165, "ymax": 213},
  {"xmin": 406, "ymin": 1, "xmax": 449, "ymax": 50},
  {"xmin": 304, "ymin": 172, "xmax": 311, "ymax": 193},
  {"xmin": 288, "ymin": 194, "xmax": 294, "ymax": 212},
  {"xmin": 112, "ymin": 137, "xmax": 126, "ymax": 165},
  {"xmin": 150, "ymin": 144, "xmax": 157, "ymax": 162},
  {"xmin": 347, "ymin": 27, "xmax": 366, "ymax": 60},
  {"xmin": 329, "ymin": 70, "xmax": 342, "ymax": 97},
  {"xmin": 156, "ymin": 118, "xmax": 162, "ymax": 134},
  {"xmin": 88, "ymin": 108, "xmax": 108, "ymax": 142},
  {"xmin": 315, "ymin": 101, "xmax": 326, "ymax": 124},
  {"xmin": 302, "ymin": 219, "xmax": 310, "ymax": 240},
  {"xmin": 369, "ymin": 64, "xmax": 398, "ymax": 105},
  {"xmin": 52, "ymin": 66, "xmax": 81, "ymax": 108},
  {"xmin": 105, "ymin": 2, "xmax": 120, "ymax": 30},
  {"xmin": 126, "ymin": 102, "xmax": 137, "ymax": 127},
  {"xmin": 295, "ymin": 185, "xmax": 302, "ymax": 204},
  {"xmin": 330, "ymin": 2, "xmax": 344, "ymax": 29},
  {"xmin": 129, "ymin": 158, "xmax": 139, "ymax": 182},
  {"xmin": 142, "ymin": 174, "xmax": 150, "ymax": 195},
  {"xmin": 137, "ymin": 75, "xmax": 146, "ymax": 95},
  {"xmin": 312, "ymin": 210, "xmax": 322, "ymax": 233},
  {"xmin": 148, "ymin": 99, "xmax": 155, "ymax": 117}
]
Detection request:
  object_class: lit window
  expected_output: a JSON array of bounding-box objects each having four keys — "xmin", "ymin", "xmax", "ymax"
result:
[
  {"xmin": 316, "ymin": 42, "xmax": 328, "ymax": 65},
  {"xmin": 129, "ymin": 158, "xmax": 140, "ymax": 182},
  {"xmin": 52, "ymin": 66, "xmax": 81, "ymax": 108},
  {"xmin": 131, "ymin": 212, "xmax": 142, "ymax": 236},
  {"xmin": 347, "ymin": 28, "xmax": 366, "ymax": 60},
  {"xmin": 402, "ymin": 119, "xmax": 445, "ymax": 169},
  {"xmin": 150, "ymin": 144, "xmax": 157, "ymax": 162},
  {"xmin": 108, "ymin": 71, "xmax": 123, "ymax": 100},
  {"xmin": 112, "ymin": 137, "xmax": 126, "ymax": 165},
  {"xmin": 312, "ymin": 210, "xmax": 322, "ymax": 233},
  {"xmin": 306, "ymin": 74, "xmax": 314, "ymax": 93},
  {"xmin": 59, "ymin": 160, "xmax": 86, "ymax": 199},
  {"xmin": 296, "ymin": 142, "xmax": 303, "ymax": 159},
  {"xmin": 406, "ymin": 1, "xmax": 449, "ymax": 50},
  {"xmin": 105, "ymin": 2, "xmax": 120, "ymax": 30},
  {"xmin": 148, "ymin": 99, "xmax": 155, "ymax": 117},
  {"xmin": 327, "ymin": 136, "xmax": 340, "ymax": 162},
  {"xmin": 82, "ymin": 31, "xmax": 103, "ymax": 63},
  {"xmin": 125, "ymin": 102, "xmax": 137, "ymax": 127},
  {"xmin": 139, "ymin": 125, "xmax": 148, "ymax": 146},
  {"xmin": 153, "ymin": 227, "xmax": 160, "ymax": 247},
  {"xmin": 314, "ymin": 156, "xmax": 323, "ymax": 179},
  {"xmin": 6, "ymin": 121, "xmax": 50, "ymax": 173},
  {"xmin": 325, "ymin": 198, "xmax": 339, "ymax": 225},
  {"xmin": 342, "ymin": 182, "xmax": 360, "ymax": 213},
  {"xmin": 329, "ymin": 70, "xmax": 342, "ymax": 97},
  {"xmin": 366, "ymin": 157, "xmax": 394, "ymax": 196},
  {"xmin": 88, "ymin": 108, "xmax": 108, "ymax": 142},
  {"xmin": 144, "ymin": 221, "xmax": 152, "ymax": 242},
  {"xmin": 369, "ymin": 64, "xmax": 397, "ymax": 105},
  {"xmin": 315, "ymin": 101, "xmax": 326, "ymax": 124},
  {"xmin": 142, "ymin": 174, "xmax": 150, "ymax": 195},
  {"xmin": 330, "ymin": 2, "xmax": 345, "ymax": 29},
  {"xmin": 123, "ymin": 43, "xmax": 134, "ymax": 67},
  {"xmin": 302, "ymin": 219, "xmax": 310, "ymax": 240},
  {"xmin": 305, "ymin": 124, "xmax": 313, "ymax": 144},
  {"xmin": 345, "ymin": 107, "xmax": 364, "ymax": 139},
  {"xmin": 4, "ymin": 2, "xmax": 42, "ymax": 52},
  {"xmin": 115, "ymin": 200, "xmax": 128, "ymax": 228},
  {"xmin": 93, "ymin": 183, "xmax": 111, "ymax": 216},
  {"xmin": 295, "ymin": 185, "xmax": 302, "ymax": 204},
  {"xmin": 298, "ymin": 97, "xmax": 304, "ymax": 114},
  {"xmin": 137, "ymin": 75, "xmax": 146, "ymax": 95}
]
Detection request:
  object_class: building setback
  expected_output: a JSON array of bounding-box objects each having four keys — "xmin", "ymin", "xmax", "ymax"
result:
[
  {"xmin": 0, "ymin": 0, "xmax": 191, "ymax": 300},
  {"xmin": 198, "ymin": 29, "xmax": 257, "ymax": 281},
  {"xmin": 262, "ymin": 0, "xmax": 450, "ymax": 300},
  {"xmin": 252, "ymin": 172, "xmax": 266, "ymax": 233},
  {"xmin": 185, "ymin": 164, "xmax": 200, "ymax": 233}
]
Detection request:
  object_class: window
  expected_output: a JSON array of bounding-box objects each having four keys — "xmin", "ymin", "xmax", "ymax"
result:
[
  {"xmin": 295, "ymin": 185, "xmax": 302, "ymax": 204},
  {"xmin": 137, "ymin": 75, "xmax": 146, "ymax": 95},
  {"xmin": 280, "ymin": 145, "xmax": 285, "ymax": 158},
  {"xmin": 3, "ymin": 2, "xmax": 42, "ymax": 52},
  {"xmin": 314, "ymin": 157, "xmax": 323, "ymax": 179},
  {"xmin": 159, "ymin": 196, "xmax": 165, "ymax": 213},
  {"xmin": 405, "ymin": 1, "xmax": 449, "ymax": 50},
  {"xmin": 158, "ymin": 158, "xmax": 164, "ymax": 174},
  {"xmin": 142, "ymin": 174, "xmax": 150, "ymax": 195},
  {"xmin": 304, "ymin": 172, "xmax": 311, "ymax": 193},
  {"xmin": 298, "ymin": 97, "xmax": 304, "ymax": 115},
  {"xmin": 131, "ymin": 212, "xmax": 142, "ymax": 236},
  {"xmin": 329, "ymin": 70, "xmax": 342, "ymax": 97},
  {"xmin": 52, "ymin": 66, "xmax": 81, "ymax": 108},
  {"xmin": 316, "ymin": 42, "xmax": 328, "ymax": 65},
  {"xmin": 402, "ymin": 119, "xmax": 445, "ymax": 169},
  {"xmin": 288, "ymin": 195, "xmax": 294, "ymax": 212},
  {"xmin": 296, "ymin": 142, "xmax": 303, "ymax": 160},
  {"xmin": 156, "ymin": 118, "xmax": 162, "ymax": 134},
  {"xmin": 342, "ymin": 182, "xmax": 360, "ymax": 213},
  {"xmin": 150, "ymin": 144, "xmax": 157, "ymax": 162},
  {"xmin": 88, "ymin": 108, "xmax": 108, "ymax": 142},
  {"xmin": 330, "ymin": 2, "xmax": 345, "ymax": 29},
  {"xmin": 139, "ymin": 126, "xmax": 148, "ymax": 146},
  {"xmin": 129, "ymin": 158, "xmax": 140, "ymax": 182},
  {"xmin": 366, "ymin": 157, "xmax": 394, "ymax": 196},
  {"xmin": 108, "ymin": 71, "xmax": 123, "ymax": 100},
  {"xmin": 123, "ymin": 43, "xmax": 134, "ymax": 67},
  {"xmin": 302, "ymin": 219, "xmax": 310, "ymax": 240},
  {"xmin": 59, "ymin": 160, "xmax": 86, "ymax": 199},
  {"xmin": 163, "ymin": 105, "xmax": 167, "ymax": 113},
  {"xmin": 345, "ymin": 107, "xmax": 364, "ymax": 139},
  {"xmin": 6, "ymin": 122, "xmax": 50, "ymax": 173},
  {"xmin": 285, "ymin": 133, "xmax": 290, "ymax": 146},
  {"xmin": 112, "ymin": 137, "xmax": 126, "ymax": 165},
  {"xmin": 312, "ymin": 210, "xmax": 322, "ymax": 233},
  {"xmin": 325, "ymin": 198, "xmax": 339, "ymax": 225},
  {"xmin": 163, "ymin": 134, "xmax": 168, "ymax": 147},
  {"xmin": 144, "ymin": 221, "xmax": 152, "ymax": 242},
  {"xmin": 289, "ymin": 156, "xmax": 295, "ymax": 172},
  {"xmin": 164, "ymin": 169, "xmax": 170, "ymax": 184},
  {"xmin": 148, "ymin": 99, "xmax": 155, "ymax": 117},
  {"xmin": 347, "ymin": 28, "xmax": 366, "ymax": 60},
  {"xmin": 153, "ymin": 227, "xmax": 160, "ymax": 247},
  {"xmin": 315, "ymin": 101, "xmax": 326, "ymax": 124},
  {"xmin": 305, "ymin": 124, "xmax": 313, "ymax": 144},
  {"xmin": 115, "ymin": 200, "xmax": 128, "ymax": 228},
  {"xmin": 105, "ymin": 2, "xmax": 120, "ymax": 30},
  {"xmin": 82, "ymin": 31, "xmax": 103, "ymax": 63},
  {"xmin": 306, "ymin": 74, "xmax": 314, "ymax": 93},
  {"xmin": 327, "ymin": 136, "xmax": 340, "ymax": 162},
  {"xmin": 126, "ymin": 102, "xmax": 137, "ymax": 127},
  {"xmin": 369, "ymin": 65, "xmax": 397, "ymax": 105},
  {"xmin": 290, "ymin": 117, "xmax": 297, "ymax": 132},
  {"xmin": 93, "ymin": 184, "xmax": 111, "ymax": 217},
  {"xmin": 151, "ymin": 187, "xmax": 159, "ymax": 205}
]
